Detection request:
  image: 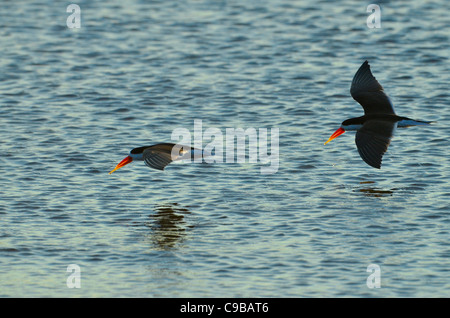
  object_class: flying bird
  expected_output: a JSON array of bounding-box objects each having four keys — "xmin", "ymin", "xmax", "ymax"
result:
[
  {"xmin": 109, "ymin": 143, "xmax": 206, "ymax": 174},
  {"xmin": 324, "ymin": 60, "xmax": 432, "ymax": 169}
]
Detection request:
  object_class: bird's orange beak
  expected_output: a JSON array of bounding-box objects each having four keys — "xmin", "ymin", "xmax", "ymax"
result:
[
  {"xmin": 109, "ymin": 156, "xmax": 133, "ymax": 174},
  {"xmin": 324, "ymin": 127, "xmax": 345, "ymax": 145}
]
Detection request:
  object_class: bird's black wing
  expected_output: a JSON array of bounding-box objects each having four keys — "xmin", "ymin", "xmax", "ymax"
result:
[
  {"xmin": 143, "ymin": 150, "xmax": 173, "ymax": 170},
  {"xmin": 142, "ymin": 144, "xmax": 191, "ymax": 170},
  {"xmin": 350, "ymin": 61, "xmax": 395, "ymax": 115},
  {"xmin": 355, "ymin": 119, "xmax": 397, "ymax": 169}
]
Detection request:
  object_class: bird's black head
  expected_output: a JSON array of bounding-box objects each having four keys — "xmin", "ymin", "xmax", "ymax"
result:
[
  {"xmin": 340, "ymin": 117, "xmax": 365, "ymax": 131},
  {"xmin": 130, "ymin": 146, "xmax": 150, "ymax": 154},
  {"xmin": 341, "ymin": 117, "xmax": 365, "ymax": 127}
]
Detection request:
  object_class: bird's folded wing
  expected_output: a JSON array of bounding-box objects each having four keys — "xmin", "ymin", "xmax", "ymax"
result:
[
  {"xmin": 355, "ymin": 120, "xmax": 397, "ymax": 169},
  {"xmin": 350, "ymin": 61, "xmax": 395, "ymax": 115}
]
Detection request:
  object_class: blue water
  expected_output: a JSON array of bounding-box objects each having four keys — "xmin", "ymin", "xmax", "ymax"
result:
[{"xmin": 0, "ymin": 0, "xmax": 449, "ymax": 297}]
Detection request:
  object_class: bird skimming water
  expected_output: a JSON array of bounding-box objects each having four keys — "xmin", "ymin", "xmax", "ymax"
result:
[
  {"xmin": 109, "ymin": 143, "xmax": 206, "ymax": 174},
  {"xmin": 324, "ymin": 60, "xmax": 432, "ymax": 169}
]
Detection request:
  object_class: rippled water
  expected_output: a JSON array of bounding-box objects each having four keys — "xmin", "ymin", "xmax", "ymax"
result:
[{"xmin": 1, "ymin": 0, "xmax": 449, "ymax": 297}]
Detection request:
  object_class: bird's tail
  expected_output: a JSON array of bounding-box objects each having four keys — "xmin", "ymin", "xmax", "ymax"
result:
[{"xmin": 399, "ymin": 119, "xmax": 436, "ymax": 127}]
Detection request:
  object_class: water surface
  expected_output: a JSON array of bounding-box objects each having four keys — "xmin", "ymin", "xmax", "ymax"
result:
[{"xmin": 0, "ymin": 0, "xmax": 449, "ymax": 297}]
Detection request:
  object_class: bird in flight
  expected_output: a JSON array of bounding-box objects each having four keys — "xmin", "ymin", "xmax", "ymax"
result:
[
  {"xmin": 324, "ymin": 60, "xmax": 432, "ymax": 169},
  {"xmin": 109, "ymin": 143, "xmax": 206, "ymax": 174}
]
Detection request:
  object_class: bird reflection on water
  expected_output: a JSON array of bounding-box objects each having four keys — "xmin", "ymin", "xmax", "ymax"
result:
[
  {"xmin": 145, "ymin": 203, "xmax": 192, "ymax": 250},
  {"xmin": 354, "ymin": 181, "xmax": 394, "ymax": 198}
]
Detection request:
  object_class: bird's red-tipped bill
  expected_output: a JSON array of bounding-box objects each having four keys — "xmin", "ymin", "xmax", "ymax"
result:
[
  {"xmin": 109, "ymin": 156, "xmax": 133, "ymax": 174},
  {"xmin": 324, "ymin": 127, "xmax": 346, "ymax": 145}
]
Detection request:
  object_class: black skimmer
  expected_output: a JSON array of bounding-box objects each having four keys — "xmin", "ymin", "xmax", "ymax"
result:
[
  {"xmin": 109, "ymin": 143, "xmax": 205, "ymax": 174},
  {"xmin": 324, "ymin": 60, "xmax": 432, "ymax": 169}
]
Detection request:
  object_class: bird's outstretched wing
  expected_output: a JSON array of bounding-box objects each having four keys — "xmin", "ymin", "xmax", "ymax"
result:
[
  {"xmin": 143, "ymin": 149, "xmax": 173, "ymax": 170},
  {"xmin": 350, "ymin": 61, "xmax": 395, "ymax": 115},
  {"xmin": 142, "ymin": 144, "xmax": 194, "ymax": 170},
  {"xmin": 355, "ymin": 120, "xmax": 397, "ymax": 169}
]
